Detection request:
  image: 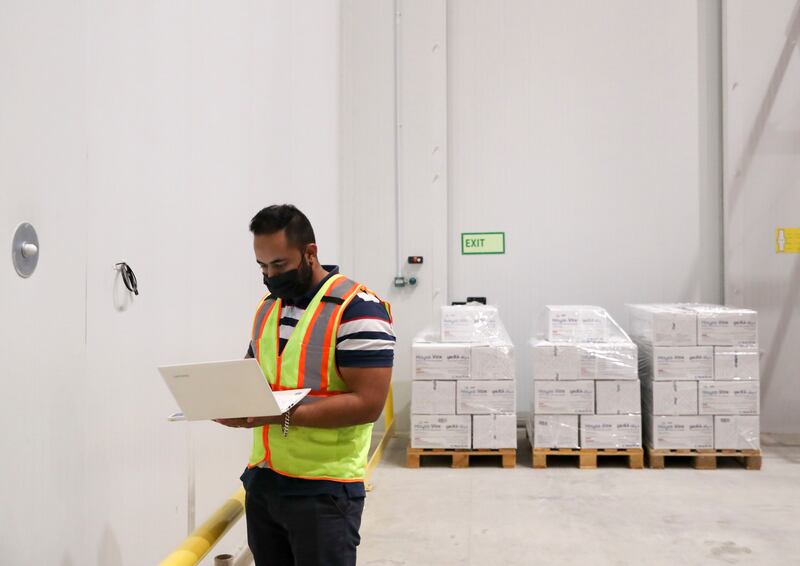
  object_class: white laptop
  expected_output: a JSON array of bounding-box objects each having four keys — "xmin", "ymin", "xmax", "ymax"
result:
[{"xmin": 158, "ymin": 358, "xmax": 310, "ymax": 421}]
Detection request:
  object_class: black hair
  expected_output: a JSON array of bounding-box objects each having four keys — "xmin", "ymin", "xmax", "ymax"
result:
[{"xmin": 249, "ymin": 204, "xmax": 316, "ymax": 249}]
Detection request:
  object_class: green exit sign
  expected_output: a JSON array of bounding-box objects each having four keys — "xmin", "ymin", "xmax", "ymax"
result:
[{"xmin": 461, "ymin": 232, "xmax": 505, "ymax": 255}]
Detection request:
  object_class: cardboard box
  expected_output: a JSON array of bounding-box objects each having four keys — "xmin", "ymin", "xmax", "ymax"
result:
[
  {"xmin": 473, "ymin": 413, "xmax": 517, "ymax": 449},
  {"xmin": 640, "ymin": 345, "xmax": 714, "ymax": 381},
  {"xmin": 579, "ymin": 343, "xmax": 638, "ymax": 380},
  {"xmin": 411, "ymin": 380, "xmax": 456, "ymax": 415},
  {"xmin": 532, "ymin": 380, "xmax": 595, "ymax": 415},
  {"xmin": 646, "ymin": 416, "xmax": 714, "ymax": 450},
  {"xmin": 580, "ymin": 415, "xmax": 642, "ymax": 449},
  {"xmin": 529, "ymin": 415, "xmax": 580, "ymax": 449},
  {"xmin": 714, "ymin": 416, "xmax": 760, "ymax": 450},
  {"xmin": 682, "ymin": 304, "xmax": 758, "ymax": 348},
  {"xmin": 412, "ymin": 342, "xmax": 471, "ymax": 380},
  {"xmin": 531, "ymin": 341, "xmax": 580, "ymax": 380},
  {"xmin": 699, "ymin": 381, "xmax": 760, "ymax": 415},
  {"xmin": 544, "ymin": 305, "xmax": 610, "ymax": 343},
  {"xmin": 643, "ymin": 380, "xmax": 698, "ymax": 416},
  {"xmin": 714, "ymin": 347, "xmax": 760, "ymax": 380},
  {"xmin": 470, "ymin": 343, "xmax": 514, "ymax": 380},
  {"xmin": 440, "ymin": 305, "xmax": 500, "ymax": 343},
  {"xmin": 457, "ymin": 380, "xmax": 516, "ymax": 414},
  {"xmin": 411, "ymin": 415, "xmax": 471, "ymax": 449},
  {"xmin": 595, "ymin": 380, "xmax": 641, "ymax": 415},
  {"xmin": 627, "ymin": 304, "xmax": 697, "ymax": 346}
]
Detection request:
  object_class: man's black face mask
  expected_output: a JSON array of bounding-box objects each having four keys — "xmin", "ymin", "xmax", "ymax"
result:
[{"xmin": 263, "ymin": 253, "xmax": 313, "ymax": 302}]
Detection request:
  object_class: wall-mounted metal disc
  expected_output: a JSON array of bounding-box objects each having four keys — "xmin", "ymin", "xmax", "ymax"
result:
[{"xmin": 12, "ymin": 223, "xmax": 39, "ymax": 278}]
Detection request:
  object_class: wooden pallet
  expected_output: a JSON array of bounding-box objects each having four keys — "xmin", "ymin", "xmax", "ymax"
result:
[
  {"xmin": 406, "ymin": 447, "xmax": 516, "ymax": 469},
  {"xmin": 532, "ymin": 447, "xmax": 644, "ymax": 469},
  {"xmin": 647, "ymin": 447, "xmax": 762, "ymax": 470}
]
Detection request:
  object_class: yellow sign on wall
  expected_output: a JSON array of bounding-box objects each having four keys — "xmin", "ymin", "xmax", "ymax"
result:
[{"xmin": 776, "ymin": 228, "xmax": 800, "ymax": 253}]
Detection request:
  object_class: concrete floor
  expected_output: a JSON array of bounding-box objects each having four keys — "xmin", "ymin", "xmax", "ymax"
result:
[{"xmin": 359, "ymin": 433, "xmax": 800, "ymax": 566}]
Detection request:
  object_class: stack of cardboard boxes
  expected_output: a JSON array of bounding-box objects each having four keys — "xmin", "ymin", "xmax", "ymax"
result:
[
  {"xmin": 411, "ymin": 305, "xmax": 516, "ymax": 450},
  {"xmin": 629, "ymin": 304, "xmax": 760, "ymax": 451},
  {"xmin": 528, "ymin": 306, "xmax": 642, "ymax": 450}
]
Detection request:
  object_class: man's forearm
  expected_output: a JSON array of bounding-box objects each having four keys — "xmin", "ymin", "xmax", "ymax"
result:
[{"xmin": 291, "ymin": 393, "xmax": 383, "ymax": 428}]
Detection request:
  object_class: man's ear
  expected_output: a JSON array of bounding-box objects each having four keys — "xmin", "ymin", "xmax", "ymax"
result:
[{"xmin": 305, "ymin": 243, "xmax": 319, "ymax": 264}]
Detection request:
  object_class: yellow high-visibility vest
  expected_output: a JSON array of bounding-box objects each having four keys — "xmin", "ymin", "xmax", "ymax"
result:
[{"xmin": 248, "ymin": 273, "xmax": 390, "ymax": 482}]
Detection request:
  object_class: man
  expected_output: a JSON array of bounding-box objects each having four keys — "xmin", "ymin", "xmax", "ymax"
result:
[{"xmin": 216, "ymin": 204, "xmax": 394, "ymax": 566}]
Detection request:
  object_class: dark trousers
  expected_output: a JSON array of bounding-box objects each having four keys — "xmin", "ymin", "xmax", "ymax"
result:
[{"xmin": 245, "ymin": 488, "xmax": 365, "ymax": 566}]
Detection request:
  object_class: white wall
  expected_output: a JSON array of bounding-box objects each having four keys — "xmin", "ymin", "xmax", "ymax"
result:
[
  {"xmin": 447, "ymin": 1, "xmax": 723, "ymax": 414},
  {"xmin": 340, "ymin": 0, "xmax": 448, "ymax": 432},
  {"xmin": 0, "ymin": 2, "xmax": 89, "ymax": 563},
  {"xmin": 723, "ymin": 0, "xmax": 800, "ymax": 433},
  {"xmin": 0, "ymin": 1, "xmax": 340, "ymax": 564}
]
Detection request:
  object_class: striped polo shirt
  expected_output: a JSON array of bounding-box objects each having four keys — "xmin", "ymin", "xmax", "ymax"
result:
[{"xmin": 246, "ymin": 265, "xmax": 395, "ymax": 368}]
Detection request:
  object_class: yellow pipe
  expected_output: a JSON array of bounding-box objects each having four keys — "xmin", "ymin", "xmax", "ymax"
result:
[
  {"xmin": 366, "ymin": 384, "xmax": 395, "ymax": 487},
  {"xmin": 385, "ymin": 384, "xmax": 394, "ymax": 429},
  {"xmin": 159, "ymin": 488, "xmax": 246, "ymax": 566}
]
